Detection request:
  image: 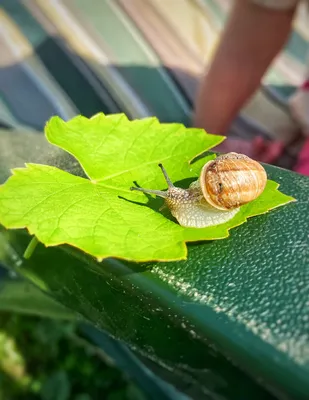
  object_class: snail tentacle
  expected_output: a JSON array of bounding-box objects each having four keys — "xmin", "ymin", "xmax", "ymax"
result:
[
  {"xmin": 158, "ymin": 163, "xmax": 174, "ymax": 188},
  {"xmin": 130, "ymin": 187, "xmax": 168, "ymax": 198}
]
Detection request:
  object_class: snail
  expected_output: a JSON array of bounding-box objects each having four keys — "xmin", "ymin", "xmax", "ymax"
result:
[{"xmin": 130, "ymin": 152, "xmax": 267, "ymax": 228}]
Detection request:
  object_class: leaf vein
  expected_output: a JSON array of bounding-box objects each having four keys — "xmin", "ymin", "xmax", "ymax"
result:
[{"xmin": 21, "ymin": 183, "xmax": 86, "ymax": 220}]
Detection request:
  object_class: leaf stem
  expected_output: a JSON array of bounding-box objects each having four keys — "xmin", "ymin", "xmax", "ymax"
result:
[{"xmin": 24, "ymin": 236, "xmax": 39, "ymax": 259}]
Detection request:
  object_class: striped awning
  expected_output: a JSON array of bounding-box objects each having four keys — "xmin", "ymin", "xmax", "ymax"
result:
[{"xmin": 0, "ymin": 0, "xmax": 308, "ymax": 144}]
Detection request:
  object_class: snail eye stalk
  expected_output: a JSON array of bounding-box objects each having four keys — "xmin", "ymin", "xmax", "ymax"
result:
[
  {"xmin": 130, "ymin": 186, "xmax": 168, "ymax": 198},
  {"xmin": 158, "ymin": 163, "xmax": 174, "ymax": 188}
]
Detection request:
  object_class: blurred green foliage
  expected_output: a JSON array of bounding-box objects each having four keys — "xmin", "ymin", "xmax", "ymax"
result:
[{"xmin": 0, "ymin": 312, "xmax": 146, "ymax": 400}]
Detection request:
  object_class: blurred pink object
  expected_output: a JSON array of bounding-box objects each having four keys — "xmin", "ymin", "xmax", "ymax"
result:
[{"xmin": 293, "ymin": 138, "xmax": 309, "ymax": 175}]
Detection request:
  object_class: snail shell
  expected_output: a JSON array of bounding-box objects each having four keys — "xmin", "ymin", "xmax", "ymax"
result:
[{"xmin": 200, "ymin": 152, "xmax": 267, "ymax": 211}]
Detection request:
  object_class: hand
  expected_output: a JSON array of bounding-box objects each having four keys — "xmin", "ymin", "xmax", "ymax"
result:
[{"xmin": 214, "ymin": 136, "xmax": 284, "ymax": 164}]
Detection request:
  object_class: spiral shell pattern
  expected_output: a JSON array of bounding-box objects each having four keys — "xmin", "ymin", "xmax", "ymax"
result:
[{"xmin": 200, "ymin": 152, "xmax": 267, "ymax": 210}]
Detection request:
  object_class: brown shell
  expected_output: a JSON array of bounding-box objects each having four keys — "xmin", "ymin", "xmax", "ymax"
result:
[{"xmin": 200, "ymin": 152, "xmax": 267, "ymax": 210}]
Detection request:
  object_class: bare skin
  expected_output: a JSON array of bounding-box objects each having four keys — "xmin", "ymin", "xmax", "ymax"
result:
[{"xmin": 193, "ymin": 0, "xmax": 297, "ymax": 163}]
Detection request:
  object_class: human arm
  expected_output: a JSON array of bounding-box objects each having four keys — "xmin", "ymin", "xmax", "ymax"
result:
[{"xmin": 193, "ymin": 0, "xmax": 297, "ymax": 134}]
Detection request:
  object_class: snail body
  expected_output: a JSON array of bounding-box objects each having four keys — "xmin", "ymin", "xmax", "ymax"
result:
[{"xmin": 130, "ymin": 152, "xmax": 267, "ymax": 228}]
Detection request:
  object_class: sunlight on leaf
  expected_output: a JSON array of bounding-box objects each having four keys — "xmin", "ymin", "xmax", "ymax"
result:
[{"xmin": 0, "ymin": 113, "xmax": 294, "ymax": 262}]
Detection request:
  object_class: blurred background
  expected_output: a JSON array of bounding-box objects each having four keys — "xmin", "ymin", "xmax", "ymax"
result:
[
  {"xmin": 1, "ymin": 0, "xmax": 308, "ymax": 398},
  {"xmin": 1, "ymin": 0, "xmax": 309, "ymax": 167}
]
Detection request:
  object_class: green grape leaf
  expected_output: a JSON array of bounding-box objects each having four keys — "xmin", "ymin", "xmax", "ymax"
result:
[{"xmin": 0, "ymin": 113, "xmax": 294, "ymax": 262}]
